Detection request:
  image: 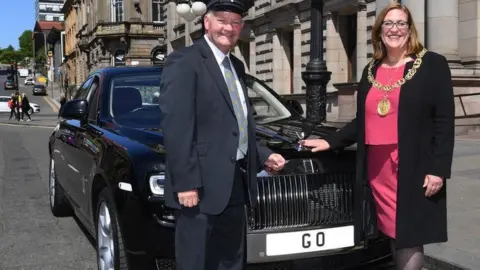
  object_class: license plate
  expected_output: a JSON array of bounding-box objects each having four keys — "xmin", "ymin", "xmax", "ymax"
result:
[{"xmin": 265, "ymin": 225, "xmax": 354, "ymax": 256}]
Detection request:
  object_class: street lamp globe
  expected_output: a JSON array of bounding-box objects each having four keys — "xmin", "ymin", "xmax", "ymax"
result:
[
  {"xmin": 176, "ymin": 3, "xmax": 191, "ymax": 18},
  {"xmin": 191, "ymin": 1, "xmax": 207, "ymax": 16}
]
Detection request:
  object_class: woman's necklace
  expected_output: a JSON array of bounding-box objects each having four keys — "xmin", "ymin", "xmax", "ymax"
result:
[
  {"xmin": 377, "ymin": 64, "xmax": 401, "ymax": 116},
  {"xmin": 368, "ymin": 48, "xmax": 428, "ymax": 116}
]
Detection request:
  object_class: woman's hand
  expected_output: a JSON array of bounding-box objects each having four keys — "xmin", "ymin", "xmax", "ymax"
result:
[
  {"xmin": 423, "ymin": 174, "xmax": 444, "ymax": 197},
  {"xmin": 298, "ymin": 139, "xmax": 331, "ymax": 152}
]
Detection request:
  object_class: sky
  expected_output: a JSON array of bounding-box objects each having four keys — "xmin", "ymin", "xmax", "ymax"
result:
[{"xmin": 0, "ymin": 0, "xmax": 35, "ymax": 49}]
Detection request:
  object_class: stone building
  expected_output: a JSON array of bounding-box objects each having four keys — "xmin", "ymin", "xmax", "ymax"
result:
[
  {"xmin": 62, "ymin": 0, "xmax": 167, "ymax": 87},
  {"xmin": 164, "ymin": 0, "xmax": 480, "ymax": 133}
]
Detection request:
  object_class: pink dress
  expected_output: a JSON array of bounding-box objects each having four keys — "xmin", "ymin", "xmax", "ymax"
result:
[{"xmin": 365, "ymin": 64, "xmax": 406, "ymax": 239}]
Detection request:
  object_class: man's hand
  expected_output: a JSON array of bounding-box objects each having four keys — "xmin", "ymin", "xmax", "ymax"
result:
[
  {"xmin": 423, "ymin": 174, "xmax": 444, "ymax": 197},
  {"xmin": 178, "ymin": 189, "xmax": 199, "ymax": 207},
  {"xmin": 264, "ymin": 153, "xmax": 286, "ymax": 172}
]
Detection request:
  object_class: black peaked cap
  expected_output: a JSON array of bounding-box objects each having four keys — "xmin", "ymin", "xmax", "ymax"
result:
[{"xmin": 206, "ymin": 0, "xmax": 253, "ymax": 16}]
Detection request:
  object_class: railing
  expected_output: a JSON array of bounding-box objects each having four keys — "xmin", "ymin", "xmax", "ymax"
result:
[{"xmin": 455, "ymin": 92, "xmax": 480, "ymax": 119}]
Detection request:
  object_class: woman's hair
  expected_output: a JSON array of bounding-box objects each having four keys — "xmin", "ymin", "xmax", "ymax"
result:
[{"xmin": 371, "ymin": 2, "xmax": 424, "ymax": 60}]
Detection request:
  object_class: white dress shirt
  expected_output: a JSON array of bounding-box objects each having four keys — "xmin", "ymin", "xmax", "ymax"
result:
[{"xmin": 204, "ymin": 35, "xmax": 248, "ymax": 159}]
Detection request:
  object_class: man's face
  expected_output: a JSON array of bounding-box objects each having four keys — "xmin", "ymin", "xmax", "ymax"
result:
[{"xmin": 204, "ymin": 11, "xmax": 244, "ymax": 53}]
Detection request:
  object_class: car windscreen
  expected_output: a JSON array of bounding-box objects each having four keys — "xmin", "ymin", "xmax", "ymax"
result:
[{"xmin": 109, "ymin": 74, "xmax": 161, "ymax": 129}]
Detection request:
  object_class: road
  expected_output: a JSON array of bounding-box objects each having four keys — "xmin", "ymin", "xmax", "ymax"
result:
[
  {"xmin": 0, "ymin": 75, "xmax": 59, "ymax": 127},
  {"xmin": 0, "ymin": 75, "xmax": 402, "ymax": 269}
]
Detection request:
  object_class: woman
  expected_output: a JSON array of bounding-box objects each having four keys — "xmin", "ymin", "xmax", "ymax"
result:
[
  {"xmin": 8, "ymin": 94, "xmax": 19, "ymax": 121},
  {"xmin": 300, "ymin": 3, "xmax": 454, "ymax": 269},
  {"xmin": 21, "ymin": 93, "xmax": 32, "ymax": 121}
]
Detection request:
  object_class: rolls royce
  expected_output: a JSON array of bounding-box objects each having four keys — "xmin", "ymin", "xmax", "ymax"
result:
[{"xmin": 48, "ymin": 66, "xmax": 390, "ymax": 270}]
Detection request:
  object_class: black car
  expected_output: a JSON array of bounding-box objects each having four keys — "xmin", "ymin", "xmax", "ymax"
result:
[
  {"xmin": 33, "ymin": 84, "xmax": 47, "ymax": 95},
  {"xmin": 48, "ymin": 66, "xmax": 390, "ymax": 270}
]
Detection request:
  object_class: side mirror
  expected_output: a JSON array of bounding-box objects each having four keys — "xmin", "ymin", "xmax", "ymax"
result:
[
  {"xmin": 60, "ymin": 99, "xmax": 88, "ymax": 121},
  {"xmin": 285, "ymin": 99, "xmax": 304, "ymax": 115}
]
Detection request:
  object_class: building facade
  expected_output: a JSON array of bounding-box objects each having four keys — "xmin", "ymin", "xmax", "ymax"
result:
[
  {"xmin": 36, "ymin": 0, "xmax": 65, "ymax": 22},
  {"xmin": 62, "ymin": 0, "xmax": 167, "ymax": 87},
  {"xmin": 63, "ymin": 0, "xmax": 78, "ymax": 86},
  {"xmin": 164, "ymin": 0, "xmax": 480, "ymax": 132}
]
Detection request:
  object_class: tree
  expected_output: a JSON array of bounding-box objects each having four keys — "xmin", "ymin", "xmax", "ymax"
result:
[
  {"xmin": 18, "ymin": 30, "xmax": 33, "ymax": 59},
  {"xmin": 0, "ymin": 45, "xmax": 21, "ymax": 64}
]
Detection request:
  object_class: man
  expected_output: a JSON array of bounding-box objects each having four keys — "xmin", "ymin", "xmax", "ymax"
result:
[{"xmin": 159, "ymin": 0, "xmax": 286, "ymax": 269}]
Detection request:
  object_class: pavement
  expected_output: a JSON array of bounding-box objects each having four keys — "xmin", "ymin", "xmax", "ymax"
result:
[{"xmin": 0, "ymin": 75, "xmax": 479, "ymax": 269}]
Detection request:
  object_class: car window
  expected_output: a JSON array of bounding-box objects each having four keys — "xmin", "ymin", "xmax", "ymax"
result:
[
  {"xmin": 74, "ymin": 77, "xmax": 94, "ymax": 100},
  {"xmin": 109, "ymin": 73, "xmax": 161, "ymax": 129},
  {"xmin": 87, "ymin": 77, "xmax": 100, "ymax": 121},
  {"xmin": 244, "ymin": 75, "xmax": 291, "ymax": 124}
]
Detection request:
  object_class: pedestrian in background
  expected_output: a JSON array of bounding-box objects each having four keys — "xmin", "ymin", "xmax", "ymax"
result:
[
  {"xmin": 20, "ymin": 93, "xmax": 32, "ymax": 122},
  {"xmin": 299, "ymin": 3, "xmax": 454, "ymax": 269},
  {"xmin": 8, "ymin": 94, "xmax": 18, "ymax": 121},
  {"xmin": 159, "ymin": 0, "xmax": 286, "ymax": 269}
]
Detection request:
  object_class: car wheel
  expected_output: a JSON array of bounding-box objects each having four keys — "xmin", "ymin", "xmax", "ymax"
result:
[
  {"xmin": 49, "ymin": 158, "xmax": 73, "ymax": 217},
  {"xmin": 28, "ymin": 108, "xmax": 34, "ymax": 115},
  {"xmin": 96, "ymin": 189, "xmax": 129, "ymax": 270}
]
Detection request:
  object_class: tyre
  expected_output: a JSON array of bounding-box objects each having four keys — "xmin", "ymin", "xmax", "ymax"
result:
[
  {"xmin": 96, "ymin": 189, "xmax": 130, "ymax": 270},
  {"xmin": 49, "ymin": 157, "xmax": 73, "ymax": 217}
]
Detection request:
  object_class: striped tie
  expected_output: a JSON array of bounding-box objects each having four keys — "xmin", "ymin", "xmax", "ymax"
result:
[{"xmin": 222, "ymin": 57, "xmax": 248, "ymax": 156}]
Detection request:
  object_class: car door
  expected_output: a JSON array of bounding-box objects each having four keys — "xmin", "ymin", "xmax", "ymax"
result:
[
  {"xmin": 55, "ymin": 77, "xmax": 94, "ymax": 204},
  {"xmin": 68, "ymin": 75, "xmax": 102, "ymax": 215}
]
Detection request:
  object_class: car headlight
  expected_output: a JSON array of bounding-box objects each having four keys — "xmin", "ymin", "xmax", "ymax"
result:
[{"xmin": 149, "ymin": 174, "xmax": 165, "ymax": 196}]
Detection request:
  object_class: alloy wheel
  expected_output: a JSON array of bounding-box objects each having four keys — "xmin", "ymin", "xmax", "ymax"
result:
[
  {"xmin": 97, "ymin": 201, "xmax": 115, "ymax": 270},
  {"xmin": 49, "ymin": 159, "xmax": 55, "ymax": 207}
]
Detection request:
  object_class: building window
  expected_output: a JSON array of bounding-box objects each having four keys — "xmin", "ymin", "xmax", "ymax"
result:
[
  {"xmin": 111, "ymin": 0, "xmax": 124, "ymax": 22},
  {"xmin": 53, "ymin": 16, "xmax": 59, "ymax": 21},
  {"xmin": 152, "ymin": 0, "xmax": 165, "ymax": 22},
  {"xmin": 39, "ymin": 14, "xmax": 46, "ymax": 20}
]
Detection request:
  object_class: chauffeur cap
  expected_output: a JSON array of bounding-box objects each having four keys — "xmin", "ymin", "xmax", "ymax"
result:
[{"xmin": 206, "ymin": 0, "xmax": 253, "ymax": 17}]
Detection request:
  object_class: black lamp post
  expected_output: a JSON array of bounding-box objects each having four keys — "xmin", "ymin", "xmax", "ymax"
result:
[{"xmin": 302, "ymin": 0, "xmax": 331, "ymax": 123}]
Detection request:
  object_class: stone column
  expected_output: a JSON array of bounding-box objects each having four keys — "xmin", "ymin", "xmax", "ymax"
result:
[
  {"xmin": 272, "ymin": 31, "xmax": 289, "ymax": 95},
  {"xmin": 292, "ymin": 15, "xmax": 303, "ymax": 94},
  {"xmin": 458, "ymin": 0, "xmax": 480, "ymax": 68},
  {"xmin": 402, "ymin": 0, "xmax": 425, "ymax": 44},
  {"xmin": 326, "ymin": 12, "xmax": 348, "ymax": 87},
  {"xmin": 427, "ymin": 0, "xmax": 462, "ymax": 67},
  {"xmin": 356, "ymin": 2, "xmax": 368, "ymax": 81}
]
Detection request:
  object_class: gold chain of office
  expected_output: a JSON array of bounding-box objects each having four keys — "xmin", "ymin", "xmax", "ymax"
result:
[{"xmin": 367, "ymin": 48, "xmax": 428, "ymax": 116}]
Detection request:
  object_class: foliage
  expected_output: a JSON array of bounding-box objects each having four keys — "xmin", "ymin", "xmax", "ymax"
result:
[
  {"xmin": 18, "ymin": 30, "xmax": 33, "ymax": 59},
  {"xmin": 0, "ymin": 30, "xmax": 35, "ymax": 66}
]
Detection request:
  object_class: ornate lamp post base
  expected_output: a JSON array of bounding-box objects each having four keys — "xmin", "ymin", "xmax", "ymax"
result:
[{"xmin": 302, "ymin": 0, "xmax": 331, "ymax": 124}]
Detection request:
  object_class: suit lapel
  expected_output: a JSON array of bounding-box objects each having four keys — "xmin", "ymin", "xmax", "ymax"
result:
[{"xmin": 198, "ymin": 38, "xmax": 235, "ymax": 114}]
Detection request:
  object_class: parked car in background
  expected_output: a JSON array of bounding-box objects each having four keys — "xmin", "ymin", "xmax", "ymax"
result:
[
  {"xmin": 24, "ymin": 77, "xmax": 34, "ymax": 85},
  {"xmin": 48, "ymin": 66, "xmax": 390, "ymax": 270},
  {"xmin": 32, "ymin": 84, "xmax": 47, "ymax": 95},
  {"xmin": 0, "ymin": 96, "xmax": 12, "ymax": 112},
  {"xmin": 4, "ymin": 79, "xmax": 17, "ymax": 90},
  {"xmin": 0, "ymin": 96, "xmax": 40, "ymax": 114}
]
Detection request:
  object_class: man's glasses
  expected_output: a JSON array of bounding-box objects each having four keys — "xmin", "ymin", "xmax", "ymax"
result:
[{"xmin": 382, "ymin": 20, "xmax": 409, "ymax": 30}]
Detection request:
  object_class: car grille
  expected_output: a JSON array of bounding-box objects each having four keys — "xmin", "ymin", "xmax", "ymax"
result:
[{"xmin": 248, "ymin": 172, "xmax": 355, "ymax": 231}]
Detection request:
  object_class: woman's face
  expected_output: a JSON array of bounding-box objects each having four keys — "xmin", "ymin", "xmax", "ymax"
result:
[{"xmin": 380, "ymin": 9, "xmax": 410, "ymax": 51}]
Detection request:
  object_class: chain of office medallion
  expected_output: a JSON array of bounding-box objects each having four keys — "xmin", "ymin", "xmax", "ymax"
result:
[{"xmin": 367, "ymin": 48, "xmax": 428, "ymax": 92}]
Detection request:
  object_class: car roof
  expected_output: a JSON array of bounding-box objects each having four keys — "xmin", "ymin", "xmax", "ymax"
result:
[{"xmin": 93, "ymin": 65, "xmax": 163, "ymax": 76}]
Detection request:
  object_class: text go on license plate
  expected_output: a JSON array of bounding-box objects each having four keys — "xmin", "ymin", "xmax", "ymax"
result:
[{"xmin": 265, "ymin": 225, "xmax": 355, "ymax": 256}]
